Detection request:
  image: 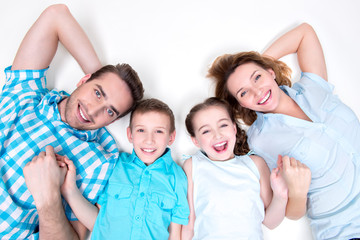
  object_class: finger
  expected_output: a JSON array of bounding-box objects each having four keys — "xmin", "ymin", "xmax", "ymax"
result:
[
  {"xmin": 55, "ymin": 153, "xmax": 67, "ymax": 162},
  {"xmin": 57, "ymin": 160, "xmax": 67, "ymax": 168},
  {"xmin": 38, "ymin": 151, "xmax": 46, "ymax": 158},
  {"xmin": 31, "ymin": 155, "xmax": 38, "ymax": 161},
  {"xmin": 282, "ymin": 155, "xmax": 291, "ymax": 170},
  {"xmin": 290, "ymin": 157, "xmax": 298, "ymax": 167},
  {"xmin": 277, "ymin": 155, "xmax": 283, "ymax": 169},
  {"xmin": 64, "ymin": 157, "xmax": 76, "ymax": 172},
  {"xmin": 45, "ymin": 145, "xmax": 56, "ymax": 158}
]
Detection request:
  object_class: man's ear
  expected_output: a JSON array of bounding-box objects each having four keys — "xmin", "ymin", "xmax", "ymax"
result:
[
  {"xmin": 168, "ymin": 131, "xmax": 176, "ymax": 146},
  {"xmin": 126, "ymin": 127, "xmax": 133, "ymax": 143},
  {"xmin": 76, "ymin": 74, "xmax": 92, "ymax": 87},
  {"xmin": 191, "ymin": 136, "xmax": 200, "ymax": 148}
]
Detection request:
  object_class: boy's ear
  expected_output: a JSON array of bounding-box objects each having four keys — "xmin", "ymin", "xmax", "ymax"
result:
[
  {"xmin": 76, "ymin": 74, "xmax": 92, "ymax": 87},
  {"xmin": 126, "ymin": 127, "xmax": 133, "ymax": 143},
  {"xmin": 191, "ymin": 136, "xmax": 200, "ymax": 148},
  {"xmin": 168, "ymin": 131, "xmax": 176, "ymax": 146}
]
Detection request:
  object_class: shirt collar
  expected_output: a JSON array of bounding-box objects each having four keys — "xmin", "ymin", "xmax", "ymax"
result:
[
  {"xmin": 127, "ymin": 148, "xmax": 174, "ymax": 171},
  {"xmin": 41, "ymin": 89, "xmax": 101, "ymax": 141}
]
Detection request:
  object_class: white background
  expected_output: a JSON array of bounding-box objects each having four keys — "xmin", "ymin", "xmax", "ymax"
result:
[{"xmin": 1, "ymin": 0, "xmax": 360, "ymax": 239}]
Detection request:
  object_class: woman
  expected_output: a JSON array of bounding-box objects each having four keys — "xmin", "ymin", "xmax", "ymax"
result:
[{"xmin": 208, "ymin": 23, "xmax": 360, "ymax": 240}]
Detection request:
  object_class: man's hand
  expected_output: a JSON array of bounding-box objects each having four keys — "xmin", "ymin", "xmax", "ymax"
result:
[{"xmin": 23, "ymin": 145, "xmax": 67, "ymax": 208}]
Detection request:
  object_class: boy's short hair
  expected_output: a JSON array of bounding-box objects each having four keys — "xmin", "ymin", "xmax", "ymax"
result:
[{"xmin": 129, "ymin": 98, "xmax": 175, "ymax": 133}]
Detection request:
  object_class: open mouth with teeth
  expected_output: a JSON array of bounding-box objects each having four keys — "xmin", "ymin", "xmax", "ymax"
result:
[
  {"xmin": 213, "ymin": 141, "xmax": 228, "ymax": 153},
  {"xmin": 141, "ymin": 148, "xmax": 156, "ymax": 154},
  {"xmin": 258, "ymin": 90, "xmax": 271, "ymax": 105},
  {"xmin": 78, "ymin": 105, "xmax": 91, "ymax": 123}
]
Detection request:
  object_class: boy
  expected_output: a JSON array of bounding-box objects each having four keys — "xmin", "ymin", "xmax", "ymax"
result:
[{"xmin": 60, "ymin": 98, "xmax": 190, "ymax": 239}]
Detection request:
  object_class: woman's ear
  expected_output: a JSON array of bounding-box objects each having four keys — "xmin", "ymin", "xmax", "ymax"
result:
[{"xmin": 267, "ymin": 68, "xmax": 276, "ymax": 80}]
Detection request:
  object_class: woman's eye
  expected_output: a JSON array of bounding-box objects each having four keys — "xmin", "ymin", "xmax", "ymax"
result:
[
  {"xmin": 255, "ymin": 74, "xmax": 261, "ymax": 81},
  {"xmin": 107, "ymin": 109, "xmax": 114, "ymax": 117}
]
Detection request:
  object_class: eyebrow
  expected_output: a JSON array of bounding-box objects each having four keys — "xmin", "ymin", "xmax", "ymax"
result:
[
  {"xmin": 96, "ymin": 84, "xmax": 120, "ymax": 116},
  {"xmin": 235, "ymin": 70, "xmax": 258, "ymax": 96},
  {"xmin": 197, "ymin": 118, "xmax": 230, "ymax": 132}
]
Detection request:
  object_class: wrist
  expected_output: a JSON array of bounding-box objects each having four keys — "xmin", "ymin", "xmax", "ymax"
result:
[{"xmin": 35, "ymin": 190, "xmax": 62, "ymax": 210}]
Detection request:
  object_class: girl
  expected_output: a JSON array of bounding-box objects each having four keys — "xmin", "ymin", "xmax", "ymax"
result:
[
  {"xmin": 208, "ymin": 23, "xmax": 360, "ymax": 239},
  {"xmin": 181, "ymin": 97, "xmax": 308, "ymax": 239}
]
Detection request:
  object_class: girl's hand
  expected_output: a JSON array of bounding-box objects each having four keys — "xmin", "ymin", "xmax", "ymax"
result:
[{"xmin": 270, "ymin": 165, "xmax": 288, "ymax": 200}]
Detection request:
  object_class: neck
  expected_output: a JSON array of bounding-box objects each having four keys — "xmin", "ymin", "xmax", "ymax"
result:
[
  {"xmin": 273, "ymin": 93, "xmax": 311, "ymax": 121},
  {"xmin": 58, "ymin": 97, "xmax": 68, "ymax": 123}
]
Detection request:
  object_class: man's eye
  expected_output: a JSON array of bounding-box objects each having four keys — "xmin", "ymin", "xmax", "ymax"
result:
[
  {"xmin": 95, "ymin": 90, "xmax": 101, "ymax": 98},
  {"xmin": 107, "ymin": 109, "xmax": 114, "ymax": 117}
]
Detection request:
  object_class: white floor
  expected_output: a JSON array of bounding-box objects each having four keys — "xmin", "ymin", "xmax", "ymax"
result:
[{"xmin": 2, "ymin": 0, "xmax": 360, "ymax": 239}]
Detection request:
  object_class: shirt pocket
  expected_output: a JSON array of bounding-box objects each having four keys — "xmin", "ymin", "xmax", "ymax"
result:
[
  {"xmin": 147, "ymin": 192, "xmax": 176, "ymax": 226},
  {"xmin": 106, "ymin": 183, "xmax": 133, "ymax": 217},
  {"xmin": 322, "ymin": 95, "xmax": 357, "ymax": 123}
]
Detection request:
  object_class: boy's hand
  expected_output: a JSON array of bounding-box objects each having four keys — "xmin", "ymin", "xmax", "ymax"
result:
[
  {"xmin": 279, "ymin": 155, "xmax": 311, "ymax": 199},
  {"xmin": 56, "ymin": 155, "xmax": 78, "ymax": 200}
]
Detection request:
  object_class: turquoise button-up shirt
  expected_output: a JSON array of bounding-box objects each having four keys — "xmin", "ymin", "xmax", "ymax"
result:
[{"xmin": 91, "ymin": 148, "xmax": 189, "ymax": 240}]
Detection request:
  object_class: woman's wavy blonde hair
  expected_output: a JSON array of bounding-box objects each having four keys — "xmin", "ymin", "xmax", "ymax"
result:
[{"xmin": 208, "ymin": 51, "xmax": 292, "ymax": 125}]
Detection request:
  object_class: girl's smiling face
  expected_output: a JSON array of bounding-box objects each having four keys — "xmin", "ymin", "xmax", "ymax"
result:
[
  {"xmin": 227, "ymin": 62, "xmax": 282, "ymax": 114},
  {"xmin": 191, "ymin": 105, "xmax": 237, "ymax": 161}
]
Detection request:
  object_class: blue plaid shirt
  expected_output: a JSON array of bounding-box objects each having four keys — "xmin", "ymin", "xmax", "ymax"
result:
[{"xmin": 0, "ymin": 66, "xmax": 119, "ymax": 239}]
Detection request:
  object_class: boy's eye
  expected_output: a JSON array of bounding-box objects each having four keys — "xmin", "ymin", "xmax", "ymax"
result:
[
  {"xmin": 107, "ymin": 109, "xmax": 114, "ymax": 117},
  {"xmin": 156, "ymin": 130, "xmax": 164, "ymax": 134},
  {"xmin": 137, "ymin": 129, "xmax": 144, "ymax": 133},
  {"xmin": 95, "ymin": 89, "xmax": 101, "ymax": 98}
]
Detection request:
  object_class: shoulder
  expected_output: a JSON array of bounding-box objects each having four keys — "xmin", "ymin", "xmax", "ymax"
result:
[
  {"xmin": 183, "ymin": 157, "xmax": 193, "ymax": 173},
  {"xmin": 249, "ymin": 154, "xmax": 270, "ymax": 176}
]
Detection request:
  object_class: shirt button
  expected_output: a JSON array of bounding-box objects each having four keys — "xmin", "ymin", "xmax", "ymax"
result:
[
  {"xmin": 135, "ymin": 215, "xmax": 141, "ymax": 221},
  {"xmin": 145, "ymin": 170, "xmax": 149, "ymax": 175},
  {"xmin": 114, "ymin": 194, "xmax": 119, "ymax": 199},
  {"xmin": 140, "ymin": 192, "xmax": 145, "ymax": 197}
]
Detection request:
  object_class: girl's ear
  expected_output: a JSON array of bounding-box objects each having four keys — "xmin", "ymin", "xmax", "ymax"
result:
[
  {"xmin": 233, "ymin": 122, "xmax": 238, "ymax": 134},
  {"xmin": 168, "ymin": 131, "xmax": 176, "ymax": 146},
  {"xmin": 191, "ymin": 136, "xmax": 201, "ymax": 148},
  {"xmin": 126, "ymin": 127, "xmax": 133, "ymax": 143},
  {"xmin": 76, "ymin": 74, "xmax": 92, "ymax": 87}
]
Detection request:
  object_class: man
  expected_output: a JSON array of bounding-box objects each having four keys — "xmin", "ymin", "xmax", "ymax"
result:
[{"xmin": 0, "ymin": 4, "xmax": 144, "ymax": 239}]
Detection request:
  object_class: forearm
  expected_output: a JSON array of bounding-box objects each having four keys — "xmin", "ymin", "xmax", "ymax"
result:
[
  {"xmin": 286, "ymin": 195, "xmax": 307, "ymax": 220},
  {"xmin": 63, "ymin": 188, "xmax": 99, "ymax": 231},
  {"xmin": 263, "ymin": 194, "xmax": 287, "ymax": 229},
  {"xmin": 37, "ymin": 191, "xmax": 79, "ymax": 240},
  {"xmin": 181, "ymin": 225, "xmax": 194, "ymax": 240},
  {"xmin": 263, "ymin": 23, "xmax": 312, "ymax": 60}
]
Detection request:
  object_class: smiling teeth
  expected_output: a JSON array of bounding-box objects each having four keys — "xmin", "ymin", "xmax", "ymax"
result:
[
  {"xmin": 214, "ymin": 142, "xmax": 226, "ymax": 147},
  {"xmin": 259, "ymin": 91, "xmax": 271, "ymax": 104},
  {"xmin": 143, "ymin": 148, "xmax": 155, "ymax": 153},
  {"xmin": 79, "ymin": 107, "xmax": 89, "ymax": 121}
]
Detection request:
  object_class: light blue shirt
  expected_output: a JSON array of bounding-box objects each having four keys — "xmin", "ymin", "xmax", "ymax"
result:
[
  {"xmin": 247, "ymin": 72, "xmax": 360, "ymax": 240},
  {"xmin": 0, "ymin": 67, "xmax": 119, "ymax": 239},
  {"xmin": 91, "ymin": 148, "xmax": 189, "ymax": 240}
]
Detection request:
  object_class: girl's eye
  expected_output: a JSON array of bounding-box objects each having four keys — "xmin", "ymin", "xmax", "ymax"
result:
[
  {"xmin": 202, "ymin": 130, "xmax": 209, "ymax": 135},
  {"xmin": 95, "ymin": 90, "xmax": 101, "ymax": 98},
  {"xmin": 220, "ymin": 124, "xmax": 228, "ymax": 128},
  {"xmin": 107, "ymin": 109, "xmax": 114, "ymax": 117},
  {"xmin": 240, "ymin": 90, "xmax": 247, "ymax": 97}
]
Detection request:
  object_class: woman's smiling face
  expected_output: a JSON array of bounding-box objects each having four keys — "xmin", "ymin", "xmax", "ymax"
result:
[{"xmin": 227, "ymin": 62, "xmax": 282, "ymax": 114}]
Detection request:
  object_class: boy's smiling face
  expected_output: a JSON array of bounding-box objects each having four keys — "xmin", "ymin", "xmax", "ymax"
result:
[{"xmin": 127, "ymin": 111, "xmax": 176, "ymax": 165}]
